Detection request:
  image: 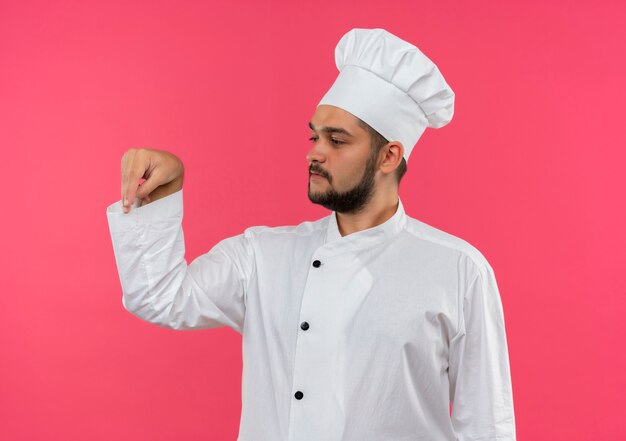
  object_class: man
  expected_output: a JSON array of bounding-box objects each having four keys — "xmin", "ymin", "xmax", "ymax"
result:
[{"xmin": 108, "ymin": 28, "xmax": 516, "ymax": 440}]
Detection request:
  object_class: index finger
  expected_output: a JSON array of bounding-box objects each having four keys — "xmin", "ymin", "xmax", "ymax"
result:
[{"xmin": 121, "ymin": 149, "xmax": 147, "ymax": 213}]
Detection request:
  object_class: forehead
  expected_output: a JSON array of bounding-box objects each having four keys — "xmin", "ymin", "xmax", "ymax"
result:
[{"xmin": 310, "ymin": 105, "xmax": 367, "ymax": 136}]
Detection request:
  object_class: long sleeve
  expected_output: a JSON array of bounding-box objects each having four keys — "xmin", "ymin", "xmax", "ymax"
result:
[
  {"xmin": 448, "ymin": 263, "xmax": 516, "ymax": 440},
  {"xmin": 106, "ymin": 189, "xmax": 254, "ymax": 333}
]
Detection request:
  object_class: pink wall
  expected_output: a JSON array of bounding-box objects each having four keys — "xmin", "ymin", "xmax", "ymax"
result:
[{"xmin": 1, "ymin": 0, "xmax": 624, "ymax": 439}]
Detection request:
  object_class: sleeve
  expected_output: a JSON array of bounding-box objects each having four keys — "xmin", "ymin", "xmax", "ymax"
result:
[
  {"xmin": 106, "ymin": 189, "xmax": 254, "ymax": 333},
  {"xmin": 448, "ymin": 263, "xmax": 516, "ymax": 440}
]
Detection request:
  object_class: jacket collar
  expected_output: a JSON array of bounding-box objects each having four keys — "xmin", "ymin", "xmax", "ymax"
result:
[{"xmin": 318, "ymin": 197, "xmax": 408, "ymax": 256}]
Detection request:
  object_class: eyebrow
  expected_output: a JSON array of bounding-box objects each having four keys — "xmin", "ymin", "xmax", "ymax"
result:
[{"xmin": 308, "ymin": 121, "xmax": 354, "ymax": 137}]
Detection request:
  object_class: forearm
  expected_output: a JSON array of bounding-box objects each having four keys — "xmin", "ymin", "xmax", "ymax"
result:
[
  {"xmin": 108, "ymin": 190, "xmax": 190, "ymax": 328},
  {"xmin": 107, "ymin": 189, "xmax": 249, "ymax": 332}
]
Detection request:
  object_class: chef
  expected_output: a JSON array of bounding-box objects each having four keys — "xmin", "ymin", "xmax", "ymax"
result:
[{"xmin": 107, "ymin": 28, "xmax": 516, "ymax": 441}]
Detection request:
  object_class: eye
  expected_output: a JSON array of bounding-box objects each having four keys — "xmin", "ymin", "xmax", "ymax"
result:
[
  {"xmin": 330, "ymin": 138, "xmax": 344, "ymax": 145},
  {"xmin": 308, "ymin": 136, "xmax": 318, "ymax": 142}
]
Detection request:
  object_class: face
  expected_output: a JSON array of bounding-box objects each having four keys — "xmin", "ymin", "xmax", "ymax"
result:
[{"xmin": 306, "ymin": 105, "xmax": 378, "ymax": 213}]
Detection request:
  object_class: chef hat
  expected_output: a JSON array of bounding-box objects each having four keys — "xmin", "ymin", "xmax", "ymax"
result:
[{"xmin": 318, "ymin": 28, "xmax": 455, "ymax": 160}]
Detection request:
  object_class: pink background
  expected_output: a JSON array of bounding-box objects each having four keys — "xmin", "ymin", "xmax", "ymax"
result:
[{"xmin": 1, "ymin": 0, "xmax": 625, "ymax": 439}]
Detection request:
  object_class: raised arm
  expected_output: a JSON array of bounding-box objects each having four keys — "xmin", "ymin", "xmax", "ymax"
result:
[{"xmin": 107, "ymin": 149, "xmax": 253, "ymax": 333}]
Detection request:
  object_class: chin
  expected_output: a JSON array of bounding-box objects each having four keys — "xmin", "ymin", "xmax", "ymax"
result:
[{"xmin": 307, "ymin": 190, "xmax": 326, "ymax": 204}]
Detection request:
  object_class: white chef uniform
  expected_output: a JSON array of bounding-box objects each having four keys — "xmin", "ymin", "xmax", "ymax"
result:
[{"xmin": 107, "ymin": 189, "xmax": 516, "ymax": 440}]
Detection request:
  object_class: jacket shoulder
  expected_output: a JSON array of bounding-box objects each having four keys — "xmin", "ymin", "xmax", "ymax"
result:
[
  {"xmin": 242, "ymin": 215, "xmax": 330, "ymax": 240},
  {"xmin": 403, "ymin": 215, "xmax": 492, "ymax": 271}
]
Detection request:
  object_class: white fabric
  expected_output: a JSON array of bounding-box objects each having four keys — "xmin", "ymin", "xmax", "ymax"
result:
[
  {"xmin": 318, "ymin": 28, "xmax": 455, "ymax": 160},
  {"xmin": 107, "ymin": 190, "xmax": 516, "ymax": 441}
]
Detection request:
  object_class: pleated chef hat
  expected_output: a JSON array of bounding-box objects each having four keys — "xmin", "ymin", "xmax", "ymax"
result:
[{"xmin": 318, "ymin": 28, "xmax": 455, "ymax": 160}]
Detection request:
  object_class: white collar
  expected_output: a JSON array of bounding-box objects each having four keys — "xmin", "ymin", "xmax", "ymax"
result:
[{"xmin": 318, "ymin": 197, "xmax": 407, "ymax": 256}]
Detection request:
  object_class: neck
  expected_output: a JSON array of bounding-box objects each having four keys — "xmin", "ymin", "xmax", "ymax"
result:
[{"xmin": 335, "ymin": 187, "xmax": 399, "ymax": 237}]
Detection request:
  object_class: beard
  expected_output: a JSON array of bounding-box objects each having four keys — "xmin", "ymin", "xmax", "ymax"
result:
[{"xmin": 308, "ymin": 152, "xmax": 377, "ymax": 214}]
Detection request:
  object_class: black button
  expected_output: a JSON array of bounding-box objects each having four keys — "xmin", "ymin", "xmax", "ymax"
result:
[
  {"xmin": 300, "ymin": 321, "xmax": 309, "ymax": 331},
  {"xmin": 294, "ymin": 391, "xmax": 304, "ymax": 400},
  {"xmin": 312, "ymin": 260, "xmax": 321, "ymax": 268}
]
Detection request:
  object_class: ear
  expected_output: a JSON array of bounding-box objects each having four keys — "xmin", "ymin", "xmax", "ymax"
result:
[{"xmin": 378, "ymin": 141, "xmax": 404, "ymax": 175}]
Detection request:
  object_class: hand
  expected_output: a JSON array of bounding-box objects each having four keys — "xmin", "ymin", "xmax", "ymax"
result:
[{"xmin": 120, "ymin": 148, "xmax": 184, "ymax": 213}]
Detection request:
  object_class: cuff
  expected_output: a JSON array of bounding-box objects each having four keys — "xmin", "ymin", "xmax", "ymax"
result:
[{"xmin": 106, "ymin": 189, "xmax": 184, "ymax": 233}]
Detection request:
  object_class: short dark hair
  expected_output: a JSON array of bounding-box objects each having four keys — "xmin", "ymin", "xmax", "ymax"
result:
[{"xmin": 357, "ymin": 119, "xmax": 408, "ymax": 184}]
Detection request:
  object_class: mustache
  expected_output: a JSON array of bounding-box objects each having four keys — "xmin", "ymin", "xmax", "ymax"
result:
[{"xmin": 309, "ymin": 164, "xmax": 331, "ymax": 181}]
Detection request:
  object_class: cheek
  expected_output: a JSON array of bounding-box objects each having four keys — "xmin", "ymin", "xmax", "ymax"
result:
[
  {"xmin": 329, "ymin": 146, "xmax": 372, "ymax": 185},
  {"xmin": 333, "ymin": 164, "xmax": 366, "ymax": 188}
]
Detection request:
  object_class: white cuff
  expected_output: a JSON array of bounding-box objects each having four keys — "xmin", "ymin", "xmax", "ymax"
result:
[{"xmin": 106, "ymin": 189, "xmax": 183, "ymax": 233}]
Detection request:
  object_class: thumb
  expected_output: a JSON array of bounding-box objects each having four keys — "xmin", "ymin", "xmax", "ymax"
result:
[{"xmin": 135, "ymin": 174, "xmax": 162, "ymax": 199}]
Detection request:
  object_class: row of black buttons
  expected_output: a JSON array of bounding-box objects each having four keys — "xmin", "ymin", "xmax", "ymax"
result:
[
  {"xmin": 293, "ymin": 260, "xmax": 322, "ymax": 401},
  {"xmin": 295, "ymin": 321, "xmax": 308, "ymax": 399}
]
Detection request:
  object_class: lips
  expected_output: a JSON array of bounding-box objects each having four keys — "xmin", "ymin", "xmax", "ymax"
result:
[{"xmin": 309, "ymin": 166, "xmax": 329, "ymax": 180}]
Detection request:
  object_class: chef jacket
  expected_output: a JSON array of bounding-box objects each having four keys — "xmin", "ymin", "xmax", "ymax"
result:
[{"xmin": 107, "ymin": 189, "xmax": 516, "ymax": 441}]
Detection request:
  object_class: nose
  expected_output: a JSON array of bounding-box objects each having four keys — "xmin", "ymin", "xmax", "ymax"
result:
[{"xmin": 306, "ymin": 141, "xmax": 326, "ymax": 165}]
